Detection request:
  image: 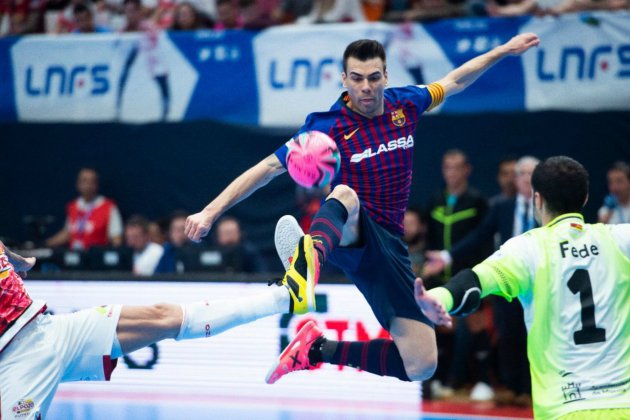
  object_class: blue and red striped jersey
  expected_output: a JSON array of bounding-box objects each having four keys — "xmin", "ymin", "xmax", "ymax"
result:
[{"xmin": 275, "ymin": 85, "xmax": 440, "ymax": 235}]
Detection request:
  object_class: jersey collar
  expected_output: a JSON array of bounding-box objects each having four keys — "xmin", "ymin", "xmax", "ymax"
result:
[{"xmin": 547, "ymin": 213, "xmax": 584, "ymax": 228}]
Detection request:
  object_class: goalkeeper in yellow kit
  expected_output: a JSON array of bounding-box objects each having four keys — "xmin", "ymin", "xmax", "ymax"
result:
[{"xmin": 416, "ymin": 156, "xmax": 630, "ymax": 420}]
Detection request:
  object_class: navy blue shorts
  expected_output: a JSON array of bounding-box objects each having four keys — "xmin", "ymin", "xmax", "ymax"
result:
[{"xmin": 328, "ymin": 207, "xmax": 433, "ymax": 331}]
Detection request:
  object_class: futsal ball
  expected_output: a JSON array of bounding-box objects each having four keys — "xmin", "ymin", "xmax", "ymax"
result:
[{"xmin": 286, "ymin": 131, "xmax": 340, "ymax": 189}]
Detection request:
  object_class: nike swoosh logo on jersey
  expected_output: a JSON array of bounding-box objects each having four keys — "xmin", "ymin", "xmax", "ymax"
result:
[{"xmin": 344, "ymin": 128, "xmax": 360, "ymax": 140}]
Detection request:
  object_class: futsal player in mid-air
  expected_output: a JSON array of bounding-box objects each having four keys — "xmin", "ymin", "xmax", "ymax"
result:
[
  {"xmin": 416, "ymin": 156, "xmax": 630, "ymax": 419},
  {"xmin": 186, "ymin": 33, "xmax": 540, "ymax": 384}
]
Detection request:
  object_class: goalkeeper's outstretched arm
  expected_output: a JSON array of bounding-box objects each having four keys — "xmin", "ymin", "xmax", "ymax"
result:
[{"xmin": 415, "ymin": 268, "xmax": 505, "ymax": 326}]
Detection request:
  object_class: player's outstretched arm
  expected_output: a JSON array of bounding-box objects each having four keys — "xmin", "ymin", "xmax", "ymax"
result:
[
  {"xmin": 415, "ymin": 267, "xmax": 493, "ymax": 327},
  {"xmin": 185, "ymin": 154, "xmax": 286, "ymax": 242},
  {"xmin": 434, "ymin": 33, "xmax": 540, "ymax": 98}
]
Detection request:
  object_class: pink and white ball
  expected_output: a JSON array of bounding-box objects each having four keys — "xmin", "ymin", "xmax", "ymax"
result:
[{"xmin": 286, "ymin": 131, "xmax": 340, "ymax": 189}]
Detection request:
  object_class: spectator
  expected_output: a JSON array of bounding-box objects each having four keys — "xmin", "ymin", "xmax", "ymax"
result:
[
  {"xmin": 426, "ymin": 149, "xmax": 492, "ymax": 284},
  {"xmin": 547, "ymin": 0, "xmax": 629, "ymax": 14},
  {"xmin": 125, "ymin": 215, "xmax": 164, "ymax": 276},
  {"xmin": 361, "ymin": 0, "xmax": 387, "ymax": 21},
  {"xmin": 403, "ymin": 207, "xmax": 428, "ymax": 276},
  {"xmin": 271, "ymin": 0, "xmax": 313, "ymax": 24},
  {"xmin": 46, "ymin": 168, "xmax": 123, "ymax": 251},
  {"xmin": 151, "ymin": 0, "xmax": 176, "ymax": 29},
  {"xmin": 170, "ymin": 1, "xmax": 209, "ymax": 30},
  {"xmin": 386, "ymin": 0, "xmax": 465, "ymax": 22},
  {"xmin": 486, "ymin": 0, "xmax": 536, "ymax": 16},
  {"xmin": 1, "ymin": 0, "xmax": 45, "ymax": 35},
  {"xmin": 296, "ymin": 0, "xmax": 365, "ymax": 24},
  {"xmin": 167, "ymin": 211, "xmax": 189, "ymax": 248},
  {"xmin": 54, "ymin": 0, "xmax": 84, "ymax": 33},
  {"xmin": 490, "ymin": 155, "xmax": 517, "ymax": 205},
  {"xmin": 487, "ymin": 0, "xmax": 628, "ymax": 16},
  {"xmin": 148, "ymin": 218, "xmax": 169, "ymax": 245},
  {"xmin": 425, "ymin": 155, "xmax": 540, "ymax": 274},
  {"xmin": 240, "ymin": 0, "xmax": 275, "ymax": 29},
  {"xmin": 72, "ymin": 2, "xmax": 111, "ymax": 32},
  {"xmin": 121, "ymin": 0, "xmax": 145, "ymax": 32},
  {"xmin": 214, "ymin": 0, "xmax": 244, "ymax": 29},
  {"xmin": 155, "ymin": 210, "xmax": 189, "ymax": 273},
  {"xmin": 598, "ymin": 161, "xmax": 630, "ymax": 224},
  {"xmin": 425, "ymin": 149, "xmax": 494, "ymax": 402},
  {"xmin": 214, "ymin": 216, "xmax": 267, "ymax": 273}
]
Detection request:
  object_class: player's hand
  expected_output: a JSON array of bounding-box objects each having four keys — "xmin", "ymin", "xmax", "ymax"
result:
[
  {"xmin": 185, "ymin": 211, "xmax": 214, "ymax": 243},
  {"xmin": 503, "ymin": 33, "xmax": 540, "ymax": 55},
  {"xmin": 422, "ymin": 250, "xmax": 446, "ymax": 278},
  {"xmin": 15, "ymin": 257, "xmax": 36, "ymax": 278},
  {"xmin": 414, "ymin": 278, "xmax": 452, "ymax": 328}
]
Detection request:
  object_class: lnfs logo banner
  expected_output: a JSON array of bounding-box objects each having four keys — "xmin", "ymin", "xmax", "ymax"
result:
[
  {"xmin": 11, "ymin": 33, "xmax": 198, "ymax": 122},
  {"xmin": 522, "ymin": 11, "xmax": 630, "ymax": 112}
]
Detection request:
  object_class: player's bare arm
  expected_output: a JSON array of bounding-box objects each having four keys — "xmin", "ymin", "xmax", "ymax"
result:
[
  {"xmin": 434, "ymin": 32, "xmax": 540, "ymax": 97},
  {"xmin": 185, "ymin": 154, "xmax": 286, "ymax": 242}
]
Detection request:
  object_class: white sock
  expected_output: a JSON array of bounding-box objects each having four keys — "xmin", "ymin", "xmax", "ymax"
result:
[{"xmin": 176, "ymin": 286, "xmax": 290, "ymax": 340}]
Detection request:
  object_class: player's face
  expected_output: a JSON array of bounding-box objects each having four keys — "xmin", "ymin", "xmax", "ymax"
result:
[{"xmin": 342, "ymin": 57, "xmax": 388, "ymax": 119}]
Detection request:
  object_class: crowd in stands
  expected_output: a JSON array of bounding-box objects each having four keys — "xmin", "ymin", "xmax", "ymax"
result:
[
  {"xmin": 1, "ymin": 0, "xmax": 628, "ymax": 36},
  {"xmin": 24, "ymin": 167, "xmax": 269, "ymax": 276},
  {"xmin": 15, "ymin": 157, "xmax": 630, "ymax": 280}
]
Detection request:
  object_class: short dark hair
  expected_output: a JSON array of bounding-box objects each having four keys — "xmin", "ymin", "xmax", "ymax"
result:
[
  {"xmin": 608, "ymin": 161, "xmax": 630, "ymax": 181},
  {"xmin": 78, "ymin": 167, "xmax": 99, "ymax": 178},
  {"xmin": 73, "ymin": 2, "xmax": 91, "ymax": 15},
  {"xmin": 498, "ymin": 155, "xmax": 518, "ymax": 167},
  {"xmin": 343, "ymin": 39, "xmax": 386, "ymax": 72},
  {"xmin": 169, "ymin": 209, "xmax": 189, "ymax": 223},
  {"xmin": 216, "ymin": 215, "xmax": 240, "ymax": 229},
  {"xmin": 531, "ymin": 156, "xmax": 589, "ymax": 215},
  {"xmin": 443, "ymin": 148, "xmax": 469, "ymax": 165},
  {"xmin": 126, "ymin": 215, "xmax": 150, "ymax": 232},
  {"xmin": 406, "ymin": 206, "xmax": 427, "ymax": 223}
]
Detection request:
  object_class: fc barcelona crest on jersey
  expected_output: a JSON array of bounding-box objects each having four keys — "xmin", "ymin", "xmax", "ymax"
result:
[{"xmin": 391, "ymin": 109, "xmax": 406, "ymax": 127}]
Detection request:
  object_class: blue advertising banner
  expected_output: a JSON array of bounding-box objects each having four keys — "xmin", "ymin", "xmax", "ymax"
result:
[
  {"xmin": 169, "ymin": 30, "xmax": 258, "ymax": 125},
  {"xmin": 521, "ymin": 12, "xmax": 630, "ymax": 112},
  {"xmin": 420, "ymin": 16, "xmax": 530, "ymax": 113},
  {"xmin": 0, "ymin": 12, "xmax": 628, "ymax": 126}
]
